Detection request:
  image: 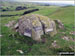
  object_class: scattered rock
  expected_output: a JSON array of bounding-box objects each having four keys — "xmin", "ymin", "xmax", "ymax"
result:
[
  {"xmin": 61, "ymin": 36, "xmax": 74, "ymax": 42},
  {"xmin": 70, "ymin": 31, "xmax": 75, "ymax": 35},
  {"xmin": 5, "ymin": 20, "xmax": 15, "ymax": 28},
  {"xmin": 0, "ymin": 34, "xmax": 2, "ymax": 37},
  {"xmin": 16, "ymin": 50, "xmax": 24, "ymax": 54},
  {"xmin": 51, "ymin": 40, "xmax": 60, "ymax": 48},
  {"xmin": 61, "ymin": 36, "xmax": 69, "ymax": 41},
  {"xmin": 54, "ymin": 19, "xmax": 65, "ymax": 30}
]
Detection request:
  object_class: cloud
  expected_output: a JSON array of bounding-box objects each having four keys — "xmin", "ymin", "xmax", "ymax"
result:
[
  {"xmin": 11, "ymin": 0, "xmax": 74, "ymax": 5},
  {"xmin": 15, "ymin": 0, "xmax": 74, "ymax": 2}
]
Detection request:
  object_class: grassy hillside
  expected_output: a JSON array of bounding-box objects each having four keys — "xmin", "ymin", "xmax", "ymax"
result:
[
  {"xmin": 49, "ymin": 6, "xmax": 74, "ymax": 36},
  {"xmin": 32, "ymin": 6, "xmax": 60, "ymax": 16},
  {"xmin": 49, "ymin": 6, "xmax": 74, "ymax": 24},
  {"xmin": 1, "ymin": 6, "xmax": 74, "ymax": 55}
]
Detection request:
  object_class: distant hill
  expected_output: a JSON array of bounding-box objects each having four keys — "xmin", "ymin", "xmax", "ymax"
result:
[
  {"xmin": 0, "ymin": 0, "xmax": 25, "ymax": 7},
  {"xmin": 0, "ymin": 0, "xmax": 12, "ymax": 6},
  {"xmin": 0, "ymin": 0, "xmax": 14, "ymax": 2}
]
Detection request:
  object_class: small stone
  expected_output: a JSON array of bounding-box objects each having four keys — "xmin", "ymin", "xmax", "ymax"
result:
[
  {"xmin": 70, "ymin": 31, "xmax": 75, "ymax": 35},
  {"xmin": 51, "ymin": 40, "xmax": 60, "ymax": 48},
  {"xmin": 54, "ymin": 40, "xmax": 56, "ymax": 43},
  {"xmin": 16, "ymin": 50, "xmax": 24, "ymax": 54},
  {"xmin": 61, "ymin": 36, "xmax": 70, "ymax": 41},
  {"xmin": 54, "ymin": 19, "xmax": 65, "ymax": 30},
  {"xmin": 0, "ymin": 34, "xmax": 2, "ymax": 37},
  {"xmin": 5, "ymin": 20, "xmax": 15, "ymax": 28}
]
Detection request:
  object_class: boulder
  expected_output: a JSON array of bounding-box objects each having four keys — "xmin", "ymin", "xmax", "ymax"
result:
[
  {"xmin": 54, "ymin": 19, "xmax": 64, "ymax": 30},
  {"xmin": 14, "ymin": 14, "xmax": 57, "ymax": 41}
]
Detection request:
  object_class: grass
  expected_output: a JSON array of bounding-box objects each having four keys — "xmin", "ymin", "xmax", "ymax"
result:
[
  {"xmin": 1, "ymin": 5, "xmax": 75, "ymax": 55},
  {"xmin": 0, "ymin": 8, "xmax": 37, "ymax": 16},
  {"xmin": 32, "ymin": 6, "xmax": 60, "ymax": 16},
  {"xmin": 49, "ymin": 6, "xmax": 74, "ymax": 24}
]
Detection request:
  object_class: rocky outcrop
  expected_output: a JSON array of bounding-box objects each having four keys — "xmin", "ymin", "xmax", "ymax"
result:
[{"xmin": 14, "ymin": 14, "xmax": 57, "ymax": 41}]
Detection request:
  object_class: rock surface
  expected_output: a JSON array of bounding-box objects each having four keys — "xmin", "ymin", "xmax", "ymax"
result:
[
  {"xmin": 51, "ymin": 40, "xmax": 60, "ymax": 48},
  {"xmin": 5, "ymin": 20, "xmax": 15, "ymax": 28},
  {"xmin": 0, "ymin": 34, "xmax": 2, "ymax": 37},
  {"xmin": 16, "ymin": 50, "xmax": 24, "ymax": 54},
  {"xmin": 61, "ymin": 36, "xmax": 74, "ymax": 42},
  {"xmin": 54, "ymin": 19, "xmax": 64, "ymax": 30},
  {"xmin": 70, "ymin": 31, "xmax": 75, "ymax": 35},
  {"xmin": 14, "ymin": 14, "xmax": 57, "ymax": 41}
]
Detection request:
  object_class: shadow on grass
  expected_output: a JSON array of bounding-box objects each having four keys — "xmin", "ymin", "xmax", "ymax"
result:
[{"xmin": 14, "ymin": 33, "xmax": 36, "ymax": 46}]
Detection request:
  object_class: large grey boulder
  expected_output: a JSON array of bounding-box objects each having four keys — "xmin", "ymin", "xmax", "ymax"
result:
[{"xmin": 14, "ymin": 14, "xmax": 57, "ymax": 41}]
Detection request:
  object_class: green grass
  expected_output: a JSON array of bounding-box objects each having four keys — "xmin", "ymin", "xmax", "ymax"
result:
[
  {"xmin": 32, "ymin": 6, "xmax": 60, "ymax": 16},
  {"xmin": 1, "ymin": 6, "xmax": 75, "ymax": 55},
  {"xmin": 49, "ymin": 6, "xmax": 74, "ymax": 24},
  {"xmin": 0, "ymin": 8, "xmax": 37, "ymax": 16}
]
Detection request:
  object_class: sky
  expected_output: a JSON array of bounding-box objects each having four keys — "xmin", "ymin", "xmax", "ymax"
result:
[
  {"xmin": 30, "ymin": 1, "xmax": 74, "ymax": 5},
  {"xmin": 13, "ymin": 0, "xmax": 74, "ymax": 5},
  {"xmin": 1, "ymin": 0, "xmax": 74, "ymax": 5},
  {"xmin": 14, "ymin": 0, "xmax": 74, "ymax": 1}
]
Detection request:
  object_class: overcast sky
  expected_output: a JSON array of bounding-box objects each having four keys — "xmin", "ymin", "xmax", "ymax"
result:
[
  {"xmin": 2, "ymin": 0, "xmax": 74, "ymax": 5},
  {"xmin": 14, "ymin": 0, "xmax": 74, "ymax": 5},
  {"xmin": 15, "ymin": 0, "xmax": 74, "ymax": 1}
]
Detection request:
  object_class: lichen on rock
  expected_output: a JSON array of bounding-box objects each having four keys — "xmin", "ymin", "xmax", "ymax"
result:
[{"xmin": 14, "ymin": 14, "xmax": 57, "ymax": 41}]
